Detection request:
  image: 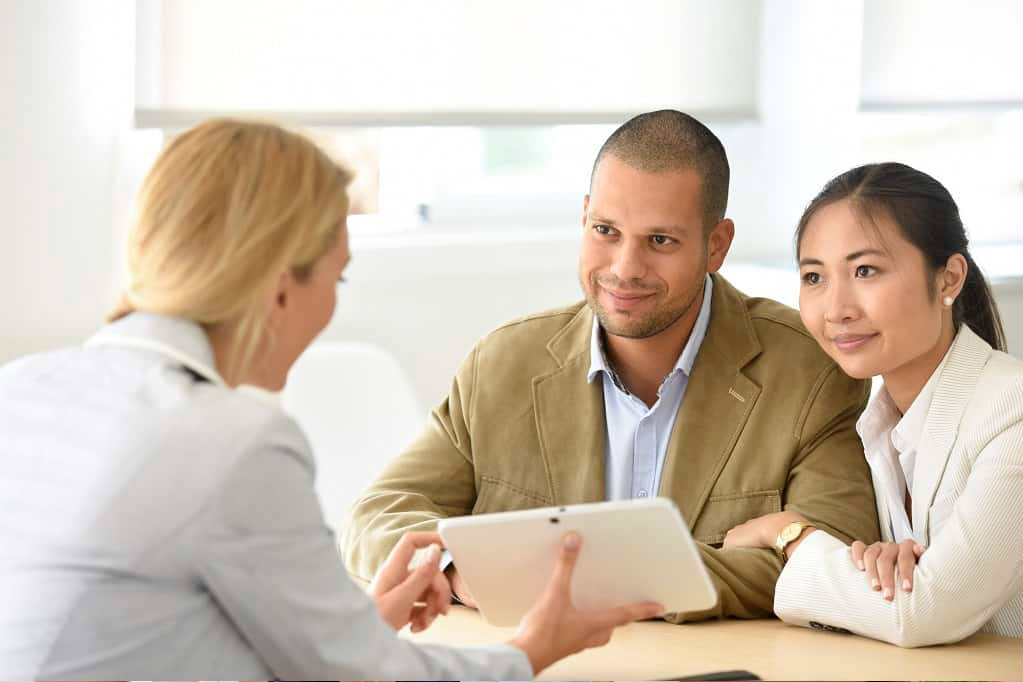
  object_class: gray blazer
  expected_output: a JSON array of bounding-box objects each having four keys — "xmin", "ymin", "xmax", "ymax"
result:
[{"xmin": 0, "ymin": 312, "xmax": 529, "ymax": 680}]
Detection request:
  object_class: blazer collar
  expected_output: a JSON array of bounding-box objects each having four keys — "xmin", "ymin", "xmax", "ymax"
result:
[
  {"xmin": 85, "ymin": 312, "xmax": 227, "ymax": 387},
  {"xmin": 913, "ymin": 325, "xmax": 992, "ymax": 540},
  {"xmin": 533, "ymin": 274, "xmax": 763, "ymax": 521},
  {"xmin": 533, "ymin": 303, "xmax": 606, "ymax": 504},
  {"xmin": 658, "ymin": 273, "xmax": 762, "ymax": 526}
]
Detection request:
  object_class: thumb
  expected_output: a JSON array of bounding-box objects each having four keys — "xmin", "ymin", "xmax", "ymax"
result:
[
  {"xmin": 388, "ymin": 544, "xmax": 441, "ymax": 604},
  {"xmin": 548, "ymin": 532, "xmax": 582, "ymax": 597}
]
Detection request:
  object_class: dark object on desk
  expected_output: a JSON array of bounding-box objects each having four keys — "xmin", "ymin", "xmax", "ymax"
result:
[
  {"xmin": 661, "ymin": 669, "xmax": 761, "ymax": 681},
  {"xmin": 809, "ymin": 620, "xmax": 853, "ymax": 634}
]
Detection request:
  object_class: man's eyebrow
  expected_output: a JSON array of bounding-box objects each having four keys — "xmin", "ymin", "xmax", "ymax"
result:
[{"xmin": 587, "ymin": 214, "xmax": 687, "ymax": 236}]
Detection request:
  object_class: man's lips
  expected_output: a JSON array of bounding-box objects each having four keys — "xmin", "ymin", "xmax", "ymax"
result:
[{"xmin": 599, "ymin": 285, "xmax": 656, "ymax": 307}]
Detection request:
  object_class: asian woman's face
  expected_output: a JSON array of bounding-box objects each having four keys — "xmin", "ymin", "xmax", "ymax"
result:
[{"xmin": 797, "ymin": 199, "xmax": 948, "ymax": 381}]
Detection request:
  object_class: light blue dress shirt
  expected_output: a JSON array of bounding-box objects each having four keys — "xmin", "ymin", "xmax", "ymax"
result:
[{"xmin": 588, "ymin": 274, "xmax": 713, "ymax": 501}]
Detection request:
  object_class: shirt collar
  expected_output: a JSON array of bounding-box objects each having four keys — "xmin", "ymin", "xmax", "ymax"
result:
[
  {"xmin": 587, "ymin": 273, "xmax": 713, "ymax": 387},
  {"xmin": 857, "ymin": 338, "xmax": 954, "ymax": 456},
  {"xmin": 85, "ymin": 312, "xmax": 227, "ymax": 387},
  {"xmin": 891, "ymin": 344, "xmax": 951, "ymax": 455}
]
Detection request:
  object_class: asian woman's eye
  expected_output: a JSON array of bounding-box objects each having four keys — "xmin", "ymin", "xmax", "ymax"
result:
[
  {"xmin": 855, "ymin": 265, "xmax": 877, "ymax": 278},
  {"xmin": 801, "ymin": 271, "xmax": 820, "ymax": 286}
]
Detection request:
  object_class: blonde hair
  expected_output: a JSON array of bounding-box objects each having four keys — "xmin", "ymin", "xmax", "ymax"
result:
[{"xmin": 111, "ymin": 118, "xmax": 353, "ymax": 379}]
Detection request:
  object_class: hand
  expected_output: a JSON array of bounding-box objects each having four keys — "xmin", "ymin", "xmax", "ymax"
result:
[
  {"xmin": 445, "ymin": 564, "xmax": 478, "ymax": 609},
  {"xmin": 507, "ymin": 532, "xmax": 664, "ymax": 675},
  {"xmin": 850, "ymin": 539, "xmax": 926, "ymax": 601},
  {"xmin": 724, "ymin": 510, "xmax": 809, "ymax": 550},
  {"xmin": 369, "ymin": 531, "xmax": 451, "ymax": 632}
]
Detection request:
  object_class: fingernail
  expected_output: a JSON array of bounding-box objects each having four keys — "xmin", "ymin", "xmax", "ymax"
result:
[
  {"xmin": 563, "ymin": 532, "xmax": 580, "ymax": 549},
  {"xmin": 883, "ymin": 588, "xmax": 892, "ymax": 599},
  {"xmin": 903, "ymin": 579, "xmax": 911, "ymax": 591},
  {"xmin": 857, "ymin": 560, "xmax": 865, "ymax": 570},
  {"xmin": 427, "ymin": 544, "xmax": 440, "ymax": 561},
  {"xmin": 871, "ymin": 578, "xmax": 879, "ymax": 589}
]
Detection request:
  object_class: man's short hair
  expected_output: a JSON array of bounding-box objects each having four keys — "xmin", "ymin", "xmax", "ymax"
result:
[{"xmin": 591, "ymin": 110, "xmax": 730, "ymax": 228}]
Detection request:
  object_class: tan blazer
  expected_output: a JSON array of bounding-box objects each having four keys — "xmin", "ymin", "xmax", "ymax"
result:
[
  {"xmin": 775, "ymin": 326, "xmax": 1023, "ymax": 644},
  {"xmin": 343, "ymin": 274, "xmax": 880, "ymax": 620}
]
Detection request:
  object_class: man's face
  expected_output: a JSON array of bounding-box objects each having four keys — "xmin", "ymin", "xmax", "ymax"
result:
[{"xmin": 579, "ymin": 155, "xmax": 727, "ymax": 339}]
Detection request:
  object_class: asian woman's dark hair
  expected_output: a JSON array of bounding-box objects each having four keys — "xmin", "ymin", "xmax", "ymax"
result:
[{"xmin": 795, "ymin": 162, "xmax": 1006, "ymax": 352}]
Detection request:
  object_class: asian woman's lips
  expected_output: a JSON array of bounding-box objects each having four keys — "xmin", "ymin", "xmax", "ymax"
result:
[{"xmin": 831, "ymin": 332, "xmax": 879, "ymax": 353}]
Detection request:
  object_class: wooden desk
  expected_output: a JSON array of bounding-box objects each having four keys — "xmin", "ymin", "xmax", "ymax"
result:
[{"xmin": 405, "ymin": 606, "xmax": 1023, "ymax": 680}]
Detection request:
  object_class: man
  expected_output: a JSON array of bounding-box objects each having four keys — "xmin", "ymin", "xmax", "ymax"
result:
[{"xmin": 342, "ymin": 110, "xmax": 880, "ymax": 621}]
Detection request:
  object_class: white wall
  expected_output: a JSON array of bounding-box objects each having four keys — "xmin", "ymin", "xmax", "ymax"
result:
[
  {"xmin": 0, "ymin": 1, "xmax": 134, "ymax": 362},
  {"xmin": 1, "ymin": 1, "xmax": 1020, "ymax": 416}
]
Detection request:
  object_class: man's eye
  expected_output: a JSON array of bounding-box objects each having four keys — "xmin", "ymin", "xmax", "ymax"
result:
[
  {"xmin": 594, "ymin": 224, "xmax": 613, "ymax": 235},
  {"xmin": 801, "ymin": 272, "xmax": 820, "ymax": 285},
  {"xmin": 651, "ymin": 235, "xmax": 674, "ymax": 246}
]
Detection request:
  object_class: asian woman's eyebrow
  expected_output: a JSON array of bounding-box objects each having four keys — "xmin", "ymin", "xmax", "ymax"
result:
[{"xmin": 845, "ymin": 249, "xmax": 887, "ymax": 261}]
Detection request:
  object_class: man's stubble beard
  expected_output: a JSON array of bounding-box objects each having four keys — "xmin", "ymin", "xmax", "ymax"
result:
[{"xmin": 583, "ymin": 261, "xmax": 708, "ymax": 340}]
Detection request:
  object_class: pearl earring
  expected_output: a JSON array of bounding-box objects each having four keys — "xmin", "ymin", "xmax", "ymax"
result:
[{"xmin": 943, "ymin": 296, "xmax": 954, "ymax": 306}]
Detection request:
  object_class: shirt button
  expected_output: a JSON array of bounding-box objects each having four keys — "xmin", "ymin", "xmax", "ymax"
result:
[{"xmin": 637, "ymin": 490, "xmax": 648, "ymax": 497}]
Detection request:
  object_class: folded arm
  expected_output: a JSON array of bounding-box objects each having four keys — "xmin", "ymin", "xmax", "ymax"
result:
[{"xmin": 775, "ymin": 414, "xmax": 1023, "ymax": 646}]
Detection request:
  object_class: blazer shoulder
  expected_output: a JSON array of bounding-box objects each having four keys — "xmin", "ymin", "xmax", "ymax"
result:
[
  {"xmin": 487, "ymin": 301, "xmax": 587, "ymax": 336},
  {"xmin": 744, "ymin": 295, "xmax": 838, "ymax": 372},
  {"xmin": 475, "ymin": 301, "xmax": 588, "ymax": 354},
  {"xmin": 963, "ymin": 351, "xmax": 1023, "ymax": 435},
  {"xmin": 746, "ymin": 295, "xmax": 813, "ymax": 340}
]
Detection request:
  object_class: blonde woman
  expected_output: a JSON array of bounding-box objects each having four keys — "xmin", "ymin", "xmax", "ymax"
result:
[
  {"xmin": 0, "ymin": 119, "xmax": 661, "ymax": 679},
  {"xmin": 723, "ymin": 162, "xmax": 1022, "ymax": 646}
]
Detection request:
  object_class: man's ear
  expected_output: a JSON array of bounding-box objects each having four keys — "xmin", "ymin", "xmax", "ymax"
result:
[
  {"xmin": 706, "ymin": 218, "xmax": 735, "ymax": 273},
  {"xmin": 581, "ymin": 194, "xmax": 590, "ymax": 229}
]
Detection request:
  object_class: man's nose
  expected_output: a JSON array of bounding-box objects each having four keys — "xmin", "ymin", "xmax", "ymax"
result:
[{"xmin": 609, "ymin": 239, "xmax": 646, "ymax": 283}]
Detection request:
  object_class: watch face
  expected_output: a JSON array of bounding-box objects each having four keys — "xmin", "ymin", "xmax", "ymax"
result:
[{"xmin": 781, "ymin": 522, "xmax": 803, "ymax": 542}]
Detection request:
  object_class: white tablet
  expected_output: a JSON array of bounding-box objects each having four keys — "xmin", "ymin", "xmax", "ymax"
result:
[{"xmin": 438, "ymin": 497, "xmax": 717, "ymax": 626}]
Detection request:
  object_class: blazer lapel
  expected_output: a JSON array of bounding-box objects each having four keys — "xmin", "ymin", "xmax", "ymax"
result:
[
  {"xmin": 911, "ymin": 326, "xmax": 991, "ymax": 543},
  {"xmin": 532, "ymin": 306, "xmax": 607, "ymax": 504},
  {"xmin": 659, "ymin": 274, "xmax": 762, "ymax": 528}
]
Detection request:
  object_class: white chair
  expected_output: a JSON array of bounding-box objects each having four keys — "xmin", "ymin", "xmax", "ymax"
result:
[{"xmin": 282, "ymin": 341, "xmax": 424, "ymax": 528}]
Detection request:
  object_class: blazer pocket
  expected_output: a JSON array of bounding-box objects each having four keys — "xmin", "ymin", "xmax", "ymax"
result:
[
  {"xmin": 691, "ymin": 489, "xmax": 782, "ymax": 545},
  {"xmin": 473, "ymin": 475, "xmax": 551, "ymax": 514}
]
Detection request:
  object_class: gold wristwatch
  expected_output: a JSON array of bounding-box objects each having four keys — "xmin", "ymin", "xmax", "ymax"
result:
[{"xmin": 774, "ymin": 521, "xmax": 813, "ymax": 563}]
